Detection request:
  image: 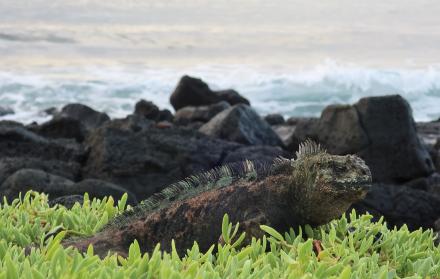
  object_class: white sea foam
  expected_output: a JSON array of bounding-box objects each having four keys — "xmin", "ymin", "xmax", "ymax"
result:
[{"xmin": 1, "ymin": 61, "xmax": 439, "ymax": 124}]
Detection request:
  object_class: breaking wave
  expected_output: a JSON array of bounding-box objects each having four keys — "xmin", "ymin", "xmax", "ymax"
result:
[{"xmin": 1, "ymin": 61, "xmax": 440, "ymax": 124}]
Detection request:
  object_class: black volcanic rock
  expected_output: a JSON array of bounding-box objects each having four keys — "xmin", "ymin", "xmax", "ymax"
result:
[
  {"xmin": 0, "ymin": 169, "xmax": 137, "ymax": 204},
  {"xmin": 352, "ymin": 183, "xmax": 440, "ymax": 230},
  {"xmin": 29, "ymin": 117, "xmax": 87, "ymax": 142},
  {"xmin": 174, "ymin": 101, "xmax": 230, "ymax": 125},
  {"xmin": 0, "ymin": 125, "xmax": 86, "ymax": 163},
  {"xmin": 215, "ymin": 89, "xmax": 250, "ymax": 106},
  {"xmin": 83, "ymin": 125, "xmax": 241, "ymax": 199},
  {"xmin": 169, "ymin": 76, "xmax": 249, "ymax": 110},
  {"xmin": 0, "ymin": 157, "xmax": 81, "ymax": 186},
  {"xmin": 104, "ymin": 114, "xmax": 155, "ymax": 132},
  {"xmin": 264, "ymin": 114, "xmax": 285, "ymax": 125},
  {"xmin": 134, "ymin": 100, "xmax": 174, "ymax": 122},
  {"xmin": 317, "ymin": 95, "xmax": 434, "ymax": 183},
  {"xmin": 58, "ymin": 103, "xmax": 110, "ymax": 130},
  {"xmin": 0, "ymin": 168, "xmax": 75, "ymax": 201},
  {"xmin": 199, "ymin": 104, "xmax": 283, "ymax": 146},
  {"xmin": 134, "ymin": 99, "xmax": 160, "ymax": 120}
]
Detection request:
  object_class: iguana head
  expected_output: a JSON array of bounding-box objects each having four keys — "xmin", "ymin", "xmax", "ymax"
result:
[{"xmin": 290, "ymin": 140, "xmax": 372, "ymax": 225}]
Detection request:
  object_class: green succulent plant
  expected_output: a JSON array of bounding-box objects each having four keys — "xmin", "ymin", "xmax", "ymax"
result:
[{"xmin": 0, "ymin": 191, "xmax": 439, "ymax": 278}]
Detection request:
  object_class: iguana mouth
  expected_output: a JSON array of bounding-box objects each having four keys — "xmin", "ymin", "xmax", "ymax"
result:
[{"xmin": 333, "ymin": 176, "xmax": 372, "ymax": 191}]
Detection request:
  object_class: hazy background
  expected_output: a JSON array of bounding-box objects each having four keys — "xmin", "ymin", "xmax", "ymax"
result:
[{"xmin": 1, "ymin": 0, "xmax": 440, "ymax": 122}]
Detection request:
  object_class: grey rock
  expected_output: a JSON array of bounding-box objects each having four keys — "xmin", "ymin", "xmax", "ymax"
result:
[
  {"xmin": 133, "ymin": 100, "xmax": 173, "ymax": 122},
  {"xmin": 317, "ymin": 95, "xmax": 434, "ymax": 183},
  {"xmin": 105, "ymin": 114, "xmax": 155, "ymax": 132},
  {"xmin": 264, "ymin": 114, "xmax": 285, "ymax": 125},
  {"xmin": 272, "ymin": 124, "xmax": 300, "ymax": 153},
  {"xmin": 0, "ymin": 169, "xmax": 75, "ymax": 201},
  {"xmin": 352, "ymin": 183, "xmax": 440, "ymax": 230},
  {"xmin": 174, "ymin": 101, "xmax": 230, "ymax": 125},
  {"xmin": 0, "ymin": 168, "xmax": 137, "ymax": 205},
  {"xmin": 318, "ymin": 104, "xmax": 369, "ymax": 155},
  {"xmin": 83, "ymin": 125, "xmax": 240, "ymax": 199},
  {"xmin": 29, "ymin": 117, "xmax": 87, "ymax": 142},
  {"xmin": 0, "ymin": 126, "xmax": 85, "ymax": 163},
  {"xmin": 291, "ymin": 118, "xmax": 320, "ymax": 143},
  {"xmin": 169, "ymin": 76, "xmax": 249, "ymax": 110},
  {"xmin": 58, "ymin": 103, "xmax": 110, "ymax": 130},
  {"xmin": 199, "ymin": 104, "xmax": 283, "ymax": 146},
  {"xmin": 134, "ymin": 99, "xmax": 160, "ymax": 120},
  {"xmin": 403, "ymin": 173, "xmax": 440, "ymax": 195},
  {"xmin": 0, "ymin": 157, "xmax": 81, "ymax": 186},
  {"xmin": 215, "ymin": 89, "xmax": 250, "ymax": 106}
]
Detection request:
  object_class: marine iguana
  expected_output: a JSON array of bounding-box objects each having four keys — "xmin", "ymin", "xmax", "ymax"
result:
[{"xmin": 63, "ymin": 140, "xmax": 372, "ymax": 257}]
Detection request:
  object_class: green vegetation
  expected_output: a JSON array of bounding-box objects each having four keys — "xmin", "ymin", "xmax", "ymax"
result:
[{"xmin": 0, "ymin": 191, "xmax": 439, "ymax": 278}]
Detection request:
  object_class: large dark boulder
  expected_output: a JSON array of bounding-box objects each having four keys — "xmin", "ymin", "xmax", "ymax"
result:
[
  {"xmin": 134, "ymin": 99, "xmax": 160, "ymax": 120},
  {"xmin": 169, "ymin": 76, "xmax": 249, "ymax": 111},
  {"xmin": 58, "ymin": 103, "xmax": 110, "ymax": 130},
  {"xmin": 318, "ymin": 105, "xmax": 369, "ymax": 155},
  {"xmin": 83, "ymin": 126, "xmax": 241, "ymax": 199},
  {"xmin": 0, "ymin": 157, "xmax": 81, "ymax": 185},
  {"xmin": 352, "ymin": 183, "xmax": 440, "ymax": 230},
  {"xmin": 199, "ymin": 104, "xmax": 283, "ymax": 146},
  {"xmin": 264, "ymin": 114, "xmax": 285, "ymax": 126},
  {"xmin": 174, "ymin": 101, "xmax": 230, "ymax": 125},
  {"xmin": 133, "ymin": 100, "xmax": 174, "ymax": 122},
  {"xmin": 0, "ymin": 126, "xmax": 86, "ymax": 163},
  {"xmin": 29, "ymin": 117, "xmax": 87, "ymax": 142},
  {"xmin": 0, "ymin": 169, "xmax": 137, "ymax": 204},
  {"xmin": 0, "ymin": 169, "xmax": 75, "ymax": 201},
  {"xmin": 317, "ymin": 95, "xmax": 434, "ymax": 183}
]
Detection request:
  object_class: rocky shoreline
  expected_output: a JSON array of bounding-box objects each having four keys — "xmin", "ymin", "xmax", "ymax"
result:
[{"xmin": 1, "ymin": 75, "xmax": 440, "ymax": 232}]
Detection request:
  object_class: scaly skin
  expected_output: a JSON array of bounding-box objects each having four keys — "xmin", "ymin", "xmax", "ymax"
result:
[{"xmin": 63, "ymin": 141, "xmax": 372, "ymax": 257}]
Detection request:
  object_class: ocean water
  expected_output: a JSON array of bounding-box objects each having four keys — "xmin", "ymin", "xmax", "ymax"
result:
[{"xmin": 1, "ymin": 0, "xmax": 440, "ymax": 123}]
